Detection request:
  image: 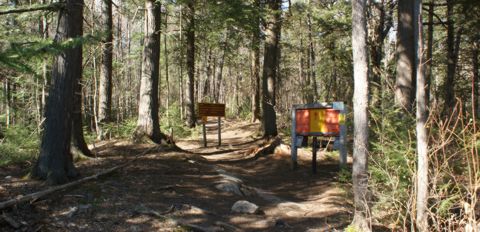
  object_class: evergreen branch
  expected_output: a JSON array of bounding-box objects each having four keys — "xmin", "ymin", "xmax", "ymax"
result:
[{"xmin": 0, "ymin": 2, "xmax": 64, "ymax": 16}]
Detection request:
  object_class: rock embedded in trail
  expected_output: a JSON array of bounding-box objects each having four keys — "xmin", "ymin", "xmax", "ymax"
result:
[{"xmin": 231, "ymin": 200, "xmax": 259, "ymax": 214}]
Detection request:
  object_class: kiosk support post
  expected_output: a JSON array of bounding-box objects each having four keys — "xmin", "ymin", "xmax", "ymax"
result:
[{"xmin": 218, "ymin": 117, "xmax": 221, "ymax": 146}]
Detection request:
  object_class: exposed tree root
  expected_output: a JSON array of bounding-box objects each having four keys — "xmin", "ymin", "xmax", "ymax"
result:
[{"xmin": 0, "ymin": 146, "xmax": 159, "ymax": 210}]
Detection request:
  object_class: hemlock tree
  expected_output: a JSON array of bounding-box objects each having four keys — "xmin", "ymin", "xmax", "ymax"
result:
[
  {"xmin": 32, "ymin": 0, "xmax": 84, "ymax": 184},
  {"xmin": 262, "ymin": 0, "xmax": 281, "ymax": 138},
  {"xmin": 351, "ymin": 0, "xmax": 370, "ymax": 231},
  {"xmin": 133, "ymin": 0, "xmax": 166, "ymax": 144},
  {"xmin": 395, "ymin": 0, "xmax": 416, "ymax": 111},
  {"xmin": 97, "ymin": 0, "xmax": 113, "ymax": 139}
]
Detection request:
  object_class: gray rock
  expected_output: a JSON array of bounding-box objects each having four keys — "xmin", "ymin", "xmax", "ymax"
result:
[
  {"xmin": 231, "ymin": 200, "xmax": 259, "ymax": 214},
  {"xmin": 215, "ymin": 182, "xmax": 243, "ymax": 196}
]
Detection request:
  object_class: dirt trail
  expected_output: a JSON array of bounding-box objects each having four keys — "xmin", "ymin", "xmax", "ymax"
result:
[{"xmin": 0, "ymin": 119, "xmax": 352, "ymax": 231}]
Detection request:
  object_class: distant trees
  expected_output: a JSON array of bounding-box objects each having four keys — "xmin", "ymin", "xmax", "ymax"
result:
[
  {"xmin": 351, "ymin": 0, "xmax": 370, "ymax": 231},
  {"xmin": 32, "ymin": 0, "xmax": 84, "ymax": 184}
]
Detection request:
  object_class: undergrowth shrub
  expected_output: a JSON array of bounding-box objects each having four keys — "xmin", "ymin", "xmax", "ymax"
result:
[
  {"xmin": 369, "ymin": 105, "xmax": 416, "ymax": 229},
  {"xmin": 160, "ymin": 103, "xmax": 193, "ymax": 138},
  {"xmin": 369, "ymin": 99, "xmax": 479, "ymax": 230},
  {"xmin": 0, "ymin": 125, "xmax": 39, "ymax": 166}
]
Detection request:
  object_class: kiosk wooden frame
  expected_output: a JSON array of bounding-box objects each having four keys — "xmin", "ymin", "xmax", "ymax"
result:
[{"xmin": 291, "ymin": 102, "xmax": 347, "ymax": 172}]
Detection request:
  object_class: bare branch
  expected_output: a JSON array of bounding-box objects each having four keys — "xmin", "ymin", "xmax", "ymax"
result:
[{"xmin": 0, "ymin": 2, "xmax": 64, "ymax": 16}]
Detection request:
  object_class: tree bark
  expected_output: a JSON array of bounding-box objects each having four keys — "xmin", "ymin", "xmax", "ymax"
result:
[
  {"xmin": 251, "ymin": 1, "xmax": 261, "ymax": 122},
  {"xmin": 71, "ymin": 75, "xmax": 94, "ymax": 158},
  {"xmin": 474, "ymin": 41, "xmax": 479, "ymax": 118},
  {"xmin": 262, "ymin": 0, "xmax": 281, "ymax": 138},
  {"xmin": 214, "ymin": 31, "xmax": 228, "ymax": 104},
  {"xmin": 414, "ymin": 1, "xmax": 429, "ymax": 231},
  {"xmin": 32, "ymin": 0, "xmax": 83, "ymax": 185},
  {"xmin": 369, "ymin": 0, "xmax": 393, "ymax": 107},
  {"xmin": 307, "ymin": 11, "xmax": 318, "ymax": 102},
  {"xmin": 425, "ymin": 1, "xmax": 434, "ymax": 106},
  {"xmin": 351, "ymin": 0, "xmax": 370, "ymax": 231},
  {"xmin": 443, "ymin": 0, "xmax": 461, "ymax": 115},
  {"xmin": 395, "ymin": 0, "xmax": 416, "ymax": 111},
  {"xmin": 185, "ymin": 0, "xmax": 196, "ymax": 128},
  {"xmin": 97, "ymin": 0, "xmax": 113, "ymax": 139},
  {"xmin": 133, "ymin": 0, "xmax": 166, "ymax": 144}
]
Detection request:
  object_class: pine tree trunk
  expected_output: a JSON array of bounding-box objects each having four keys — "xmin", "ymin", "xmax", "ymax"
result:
[
  {"xmin": 97, "ymin": 0, "xmax": 113, "ymax": 139},
  {"xmin": 185, "ymin": 1, "xmax": 195, "ymax": 128},
  {"xmin": 32, "ymin": 0, "xmax": 83, "ymax": 185},
  {"xmin": 351, "ymin": 0, "xmax": 370, "ymax": 230},
  {"xmin": 133, "ymin": 0, "xmax": 166, "ymax": 144},
  {"xmin": 262, "ymin": 0, "xmax": 281, "ymax": 138}
]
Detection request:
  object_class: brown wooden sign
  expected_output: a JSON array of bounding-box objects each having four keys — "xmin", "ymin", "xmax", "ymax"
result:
[{"xmin": 197, "ymin": 103, "xmax": 225, "ymax": 117}]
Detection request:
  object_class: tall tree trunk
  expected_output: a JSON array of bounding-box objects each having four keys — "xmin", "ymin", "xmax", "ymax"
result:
[
  {"xmin": 133, "ymin": 0, "xmax": 166, "ymax": 144},
  {"xmin": 425, "ymin": 1, "xmax": 434, "ymax": 106},
  {"xmin": 395, "ymin": 0, "xmax": 416, "ymax": 111},
  {"xmin": 369, "ymin": 0, "xmax": 393, "ymax": 106},
  {"xmin": 40, "ymin": 0, "xmax": 49, "ymax": 123},
  {"xmin": 215, "ymin": 32, "xmax": 228, "ymax": 103},
  {"xmin": 164, "ymin": 11, "xmax": 170, "ymax": 124},
  {"xmin": 185, "ymin": 1, "xmax": 195, "ymax": 128},
  {"xmin": 473, "ymin": 41, "xmax": 479, "ymax": 118},
  {"xmin": 97, "ymin": 0, "xmax": 113, "ymax": 139},
  {"xmin": 351, "ymin": 0, "xmax": 370, "ymax": 230},
  {"xmin": 71, "ymin": 75, "xmax": 94, "ymax": 158},
  {"xmin": 204, "ymin": 48, "xmax": 212, "ymax": 100},
  {"xmin": 307, "ymin": 11, "xmax": 318, "ymax": 101},
  {"xmin": 443, "ymin": 0, "xmax": 461, "ymax": 115},
  {"xmin": 32, "ymin": 0, "xmax": 83, "ymax": 185},
  {"xmin": 414, "ymin": 1, "xmax": 429, "ymax": 231},
  {"xmin": 251, "ymin": 1, "xmax": 261, "ymax": 122},
  {"xmin": 262, "ymin": 0, "xmax": 281, "ymax": 138}
]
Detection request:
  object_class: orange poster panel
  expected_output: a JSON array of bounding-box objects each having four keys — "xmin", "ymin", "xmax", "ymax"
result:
[
  {"xmin": 324, "ymin": 109, "xmax": 340, "ymax": 133},
  {"xmin": 295, "ymin": 109, "xmax": 310, "ymax": 134}
]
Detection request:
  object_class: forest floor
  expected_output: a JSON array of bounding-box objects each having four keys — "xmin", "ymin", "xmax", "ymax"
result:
[{"xmin": 0, "ymin": 119, "xmax": 353, "ymax": 232}]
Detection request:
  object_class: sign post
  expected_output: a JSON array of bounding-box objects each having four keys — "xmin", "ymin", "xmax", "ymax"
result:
[
  {"xmin": 197, "ymin": 103, "xmax": 225, "ymax": 147},
  {"xmin": 291, "ymin": 102, "xmax": 346, "ymax": 172}
]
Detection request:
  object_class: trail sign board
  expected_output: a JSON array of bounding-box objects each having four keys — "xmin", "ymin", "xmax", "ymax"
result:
[
  {"xmin": 291, "ymin": 102, "xmax": 347, "ymax": 172},
  {"xmin": 198, "ymin": 103, "xmax": 225, "ymax": 117},
  {"xmin": 197, "ymin": 103, "xmax": 225, "ymax": 147}
]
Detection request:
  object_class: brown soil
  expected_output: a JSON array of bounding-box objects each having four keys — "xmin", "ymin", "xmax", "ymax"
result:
[{"xmin": 0, "ymin": 119, "xmax": 352, "ymax": 231}]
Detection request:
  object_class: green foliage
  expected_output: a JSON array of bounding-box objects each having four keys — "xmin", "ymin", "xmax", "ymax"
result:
[
  {"xmin": 0, "ymin": 125, "xmax": 39, "ymax": 166},
  {"xmin": 160, "ymin": 103, "xmax": 192, "ymax": 138},
  {"xmin": 338, "ymin": 165, "xmax": 352, "ymax": 184},
  {"xmin": 96, "ymin": 119, "xmax": 137, "ymax": 140},
  {"xmin": 369, "ymin": 101, "xmax": 416, "ymax": 226}
]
